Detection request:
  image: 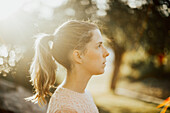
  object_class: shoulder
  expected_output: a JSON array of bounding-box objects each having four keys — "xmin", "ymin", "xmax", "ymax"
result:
[
  {"xmin": 47, "ymin": 91, "xmax": 79, "ymax": 113},
  {"xmin": 54, "ymin": 108, "xmax": 78, "ymax": 113}
]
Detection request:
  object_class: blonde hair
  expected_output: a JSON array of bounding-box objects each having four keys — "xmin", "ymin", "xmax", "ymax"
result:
[{"xmin": 25, "ymin": 20, "xmax": 98, "ymax": 106}]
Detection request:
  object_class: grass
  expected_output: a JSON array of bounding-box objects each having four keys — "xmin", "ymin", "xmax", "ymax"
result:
[{"xmin": 86, "ymin": 72, "xmax": 170, "ymax": 113}]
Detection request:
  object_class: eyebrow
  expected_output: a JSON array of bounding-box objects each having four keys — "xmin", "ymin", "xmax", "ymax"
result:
[{"xmin": 96, "ymin": 42, "xmax": 103, "ymax": 45}]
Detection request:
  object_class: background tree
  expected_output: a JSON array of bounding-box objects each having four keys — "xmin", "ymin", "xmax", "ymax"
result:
[{"xmin": 0, "ymin": 0, "xmax": 169, "ymax": 91}]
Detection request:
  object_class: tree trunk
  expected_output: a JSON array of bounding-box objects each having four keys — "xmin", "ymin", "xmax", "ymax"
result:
[{"xmin": 110, "ymin": 42, "xmax": 125, "ymax": 90}]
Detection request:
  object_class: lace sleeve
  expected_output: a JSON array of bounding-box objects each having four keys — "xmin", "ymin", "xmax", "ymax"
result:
[{"xmin": 54, "ymin": 108, "xmax": 78, "ymax": 113}]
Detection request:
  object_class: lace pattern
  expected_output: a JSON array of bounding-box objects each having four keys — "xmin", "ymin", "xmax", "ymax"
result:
[{"xmin": 47, "ymin": 86, "xmax": 99, "ymax": 113}]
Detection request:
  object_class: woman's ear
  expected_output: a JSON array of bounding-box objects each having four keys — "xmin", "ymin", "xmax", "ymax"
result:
[{"xmin": 72, "ymin": 50, "xmax": 83, "ymax": 64}]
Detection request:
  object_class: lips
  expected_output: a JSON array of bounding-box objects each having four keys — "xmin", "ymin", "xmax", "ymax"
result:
[{"xmin": 103, "ymin": 62, "xmax": 106, "ymax": 67}]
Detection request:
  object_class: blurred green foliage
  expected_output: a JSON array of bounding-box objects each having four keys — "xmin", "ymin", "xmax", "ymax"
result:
[{"xmin": 0, "ymin": 0, "xmax": 169, "ymax": 88}]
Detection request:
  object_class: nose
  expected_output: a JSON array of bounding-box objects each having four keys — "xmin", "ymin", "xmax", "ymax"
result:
[{"xmin": 103, "ymin": 47, "xmax": 109, "ymax": 58}]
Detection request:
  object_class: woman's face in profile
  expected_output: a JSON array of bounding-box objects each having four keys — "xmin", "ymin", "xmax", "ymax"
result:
[{"xmin": 81, "ymin": 29, "xmax": 109, "ymax": 75}]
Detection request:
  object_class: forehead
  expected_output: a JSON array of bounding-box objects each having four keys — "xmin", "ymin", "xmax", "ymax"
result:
[
  {"xmin": 80, "ymin": 29, "xmax": 103, "ymax": 54},
  {"xmin": 89, "ymin": 29, "xmax": 103, "ymax": 44}
]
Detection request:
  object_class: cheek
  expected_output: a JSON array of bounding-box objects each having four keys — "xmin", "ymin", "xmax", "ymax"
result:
[
  {"xmin": 83, "ymin": 49, "xmax": 105, "ymax": 75},
  {"xmin": 85, "ymin": 49, "xmax": 101, "ymax": 63},
  {"xmin": 83, "ymin": 50, "xmax": 102, "ymax": 66}
]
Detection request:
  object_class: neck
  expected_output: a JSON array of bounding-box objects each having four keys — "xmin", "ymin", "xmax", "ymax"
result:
[{"xmin": 61, "ymin": 66, "xmax": 92, "ymax": 93}]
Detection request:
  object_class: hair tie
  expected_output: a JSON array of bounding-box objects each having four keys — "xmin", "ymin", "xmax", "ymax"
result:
[{"xmin": 48, "ymin": 35, "xmax": 54, "ymax": 50}]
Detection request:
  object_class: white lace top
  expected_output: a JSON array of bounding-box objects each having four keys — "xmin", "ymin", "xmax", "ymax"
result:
[{"xmin": 47, "ymin": 86, "xmax": 99, "ymax": 113}]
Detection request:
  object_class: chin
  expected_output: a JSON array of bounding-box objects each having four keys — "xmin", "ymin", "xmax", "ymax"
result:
[
  {"xmin": 94, "ymin": 70, "xmax": 105, "ymax": 75},
  {"xmin": 99, "ymin": 70, "xmax": 105, "ymax": 74}
]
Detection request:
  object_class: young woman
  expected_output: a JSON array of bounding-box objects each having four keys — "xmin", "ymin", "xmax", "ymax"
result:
[{"xmin": 26, "ymin": 20, "xmax": 109, "ymax": 113}]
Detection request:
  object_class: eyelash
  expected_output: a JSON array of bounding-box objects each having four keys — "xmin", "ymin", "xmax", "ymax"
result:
[{"xmin": 98, "ymin": 44, "xmax": 102, "ymax": 48}]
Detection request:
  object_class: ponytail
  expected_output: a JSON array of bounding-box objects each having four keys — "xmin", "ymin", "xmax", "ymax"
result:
[
  {"xmin": 25, "ymin": 20, "xmax": 99, "ymax": 106},
  {"xmin": 25, "ymin": 34, "xmax": 57, "ymax": 106}
]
